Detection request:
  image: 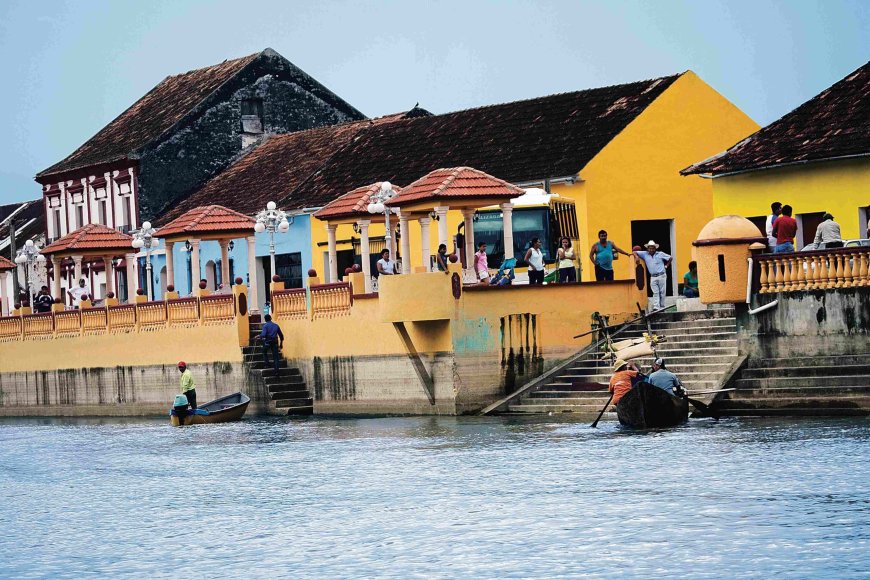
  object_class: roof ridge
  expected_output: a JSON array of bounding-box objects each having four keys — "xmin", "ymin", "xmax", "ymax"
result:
[{"xmin": 163, "ymin": 51, "xmax": 260, "ymax": 80}]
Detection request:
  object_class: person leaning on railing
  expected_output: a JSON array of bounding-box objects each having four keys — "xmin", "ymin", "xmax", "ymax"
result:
[{"xmin": 812, "ymin": 213, "xmax": 843, "ymax": 249}]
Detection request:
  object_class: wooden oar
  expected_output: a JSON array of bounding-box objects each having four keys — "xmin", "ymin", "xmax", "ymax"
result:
[
  {"xmin": 686, "ymin": 388, "xmax": 735, "ymax": 396},
  {"xmin": 687, "ymin": 397, "xmax": 720, "ymax": 420},
  {"xmin": 591, "ymin": 393, "xmax": 614, "ymax": 428}
]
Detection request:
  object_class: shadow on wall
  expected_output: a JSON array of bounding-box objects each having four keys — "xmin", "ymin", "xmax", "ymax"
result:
[{"xmin": 500, "ymin": 314, "xmax": 543, "ymax": 394}]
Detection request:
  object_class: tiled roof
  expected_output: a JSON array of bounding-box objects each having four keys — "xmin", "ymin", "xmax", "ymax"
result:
[
  {"xmin": 393, "ymin": 167, "xmax": 524, "ymax": 207},
  {"xmin": 157, "ymin": 204, "xmax": 255, "ymax": 239},
  {"xmin": 41, "ymin": 224, "xmax": 133, "ymax": 255},
  {"xmin": 314, "ymin": 182, "xmax": 401, "ymax": 221},
  {"xmin": 0, "ymin": 200, "xmax": 45, "ymax": 261},
  {"xmin": 156, "ymin": 75, "xmax": 679, "ymax": 221},
  {"xmin": 683, "ymin": 60, "xmax": 870, "ymax": 175},
  {"xmin": 36, "ymin": 52, "xmax": 261, "ymax": 179},
  {"xmin": 0, "ymin": 255, "xmax": 14, "ymax": 270}
]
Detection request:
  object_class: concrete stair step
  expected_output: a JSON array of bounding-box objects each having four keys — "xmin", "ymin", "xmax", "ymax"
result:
[
  {"xmin": 259, "ymin": 368, "xmax": 302, "ymax": 379},
  {"xmin": 716, "ymin": 397, "xmax": 870, "ymax": 411},
  {"xmin": 710, "ymin": 406, "xmax": 869, "ymax": 417},
  {"xmin": 266, "ymin": 377, "xmax": 305, "ymax": 389},
  {"xmin": 650, "ymin": 347, "xmax": 739, "ymax": 357},
  {"xmin": 540, "ymin": 382, "xmax": 608, "ymax": 391},
  {"xmin": 269, "ymin": 391, "xmax": 311, "ymax": 401},
  {"xmin": 521, "ymin": 397, "xmax": 613, "ymax": 406},
  {"xmin": 529, "ymin": 390, "xmax": 610, "ymax": 399},
  {"xmin": 507, "ymin": 403, "xmax": 613, "ymax": 415},
  {"xmin": 735, "ymin": 375, "xmax": 870, "ymax": 389},
  {"xmin": 273, "ymin": 397, "xmax": 314, "ymax": 407},
  {"xmin": 622, "ymin": 326, "xmax": 737, "ymax": 337},
  {"xmin": 726, "ymin": 385, "xmax": 870, "ymax": 398},
  {"xmin": 741, "ymin": 365, "xmax": 870, "ymax": 379},
  {"xmin": 247, "ymin": 360, "xmax": 289, "ymax": 370},
  {"xmin": 746, "ymin": 355, "xmax": 870, "ymax": 369}
]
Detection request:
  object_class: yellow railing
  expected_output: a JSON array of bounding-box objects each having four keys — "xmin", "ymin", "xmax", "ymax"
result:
[
  {"xmin": 82, "ymin": 308, "xmax": 108, "ymax": 335},
  {"xmin": 23, "ymin": 313, "xmax": 54, "ymax": 340},
  {"xmin": 758, "ymin": 248, "xmax": 870, "ymax": 293},
  {"xmin": 137, "ymin": 301, "xmax": 168, "ymax": 331},
  {"xmin": 200, "ymin": 295, "xmax": 235, "ymax": 325},
  {"xmin": 0, "ymin": 316, "xmax": 23, "ymax": 342},
  {"xmin": 310, "ymin": 283, "xmax": 353, "ymax": 320},
  {"xmin": 108, "ymin": 305, "xmax": 137, "ymax": 333},
  {"xmin": 54, "ymin": 311, "xmax": 82, "ymax": 337},
  {"xmin": 167, "ymin": 298, "xmax": 199, "ymax": 327},
  {"xmin": 272, "ymin": 288, "xmax": 308, "ymax": 319}
]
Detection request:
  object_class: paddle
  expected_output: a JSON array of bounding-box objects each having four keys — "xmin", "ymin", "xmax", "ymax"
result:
[
  {"xmin": 687, "ymin": 397, "xmax": 720, "ymax": 420},
  {"xmin": 591, "ymin": 393, "xmax": 614, "ymax": 428}
]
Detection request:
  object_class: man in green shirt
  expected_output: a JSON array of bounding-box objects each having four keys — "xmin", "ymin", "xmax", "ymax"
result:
[{"xmin": 178, "ymin": 361, "xmax": 197, "ymax": 409}]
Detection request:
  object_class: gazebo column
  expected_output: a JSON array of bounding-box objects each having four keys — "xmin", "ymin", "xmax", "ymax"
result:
[
  {"xmin": 165, "ymin": 241, "xmax": 175, "ymax": 289},
  {"xmin": 435, "ymin": 206, "xmax": 450, "ymax": 249},
  {"xmin": 501, "ymin": 203, "xmax": 515, "ymax": 260},
  {"xmin": 51, "ymin": 257, "xmax": 62, "ymax": 299},
  {"xmin": 326, "ymin": 224, "xmax": 338, "ymax": 283},
  {"xmin": 246, "ymin": 236, "xmax": 259, "ymax": 311},
  {"xmin": 103, "ymin": 255, "xmax": 115, "ymax": 297},
  {"xmin": 461, "ymin": 209, "xmax": 476, "ymax": 281},
  {"xmin": 125, "ymin": 253, "xmax": 136, "ymax": 303},
  {"xmin": 399, "ymin": 212, "xmax": 411, "ymax": 275},
  {"xmin": 419, "ymin": 217, "xmax": 432, "ymax": 272},
  {"xmin": 189, "ymin": 239, "xmax": 201, "ymax": 289},
  {"xmin": 0, "ymin": 272, "xmax": 7, "ymax": 315},
  {"xmin": 357, "ymin": 219, "xmax": 372, "ymax": 293},
  {"xmin": 219, "ymin": 239, "xmax": 230, "ymax": 288}
]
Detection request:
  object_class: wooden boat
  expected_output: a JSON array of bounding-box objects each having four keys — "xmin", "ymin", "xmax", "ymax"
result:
[
  {"xmin": 616, "ymin": 381, "xmax": 688, "ymax": 429},
  {"xmin": 170, "ymin": 392, "xmax": 250, "ymax": 426}
]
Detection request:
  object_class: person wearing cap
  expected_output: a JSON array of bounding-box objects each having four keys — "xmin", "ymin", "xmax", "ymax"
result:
[
  {"xmin": 67, "ymin": 278, "xmax": 90, "ymax": 309},
  {"xmin": 608, "ymin": 359, "xmax": 640, "ymax": 405},
  {"xmin": 177, "ymin": 361, "xmax": 197, "ymax": 409},
  {"xmin": 648, "ymin": 358, "xmax": 686, "ymax": 397},
  {"xmin": 812, "ymin": 213, "xmax": 842, "ymax": 249},
  {"xmin": 632, "ymin": 241, "xmax": 672, "ymax": 312}
]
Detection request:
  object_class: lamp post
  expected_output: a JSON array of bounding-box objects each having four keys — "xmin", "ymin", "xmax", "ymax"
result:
[
  {"xmin": 254, "ymin": 201, "xmax": 291, "ymax": 277},
  {"xmin": 131, "ymin": 221, "xmax": 158, "ymax": 301},
  {"xmin": 14, "ymin": 239, "xmax": 46, "ymax": 305},
  {"xmin": 367, "ymin": 182, "xmax": 398, "ymax": 259}
]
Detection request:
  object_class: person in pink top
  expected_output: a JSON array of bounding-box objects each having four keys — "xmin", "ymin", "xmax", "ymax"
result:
[{"xmin": 474, "ymin": 242, "xmax": 490, "ymax": 284}]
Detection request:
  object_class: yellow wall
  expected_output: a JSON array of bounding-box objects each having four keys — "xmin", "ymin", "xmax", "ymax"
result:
[
  {"xmin": 711, "ymin": 157, "xmax": 870, "ymax": 240},
  {"xmin": 694, "ymin": 244, "xmax": 752, "ymax": 304}
]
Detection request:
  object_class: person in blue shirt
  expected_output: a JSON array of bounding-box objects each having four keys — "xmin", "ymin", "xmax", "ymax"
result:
[
  {"xmin": 633, "ymin": 240, "xmax": 672, "ymax": 312},
  {"xmin": 258, "ymin": 314, "xmax": 285, "ymax": 372},
  {"xmin": 589, "ymin": 230, "xmax": 631, "ymax": 281},
  {"xmin": 648, "ymin": 358, "xmax": 686, "ymax": 397}
]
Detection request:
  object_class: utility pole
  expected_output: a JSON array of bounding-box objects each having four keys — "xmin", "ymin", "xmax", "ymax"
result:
[{"xmin": 9, "ymin": 219, "xmax": 20, "ymax": 300}]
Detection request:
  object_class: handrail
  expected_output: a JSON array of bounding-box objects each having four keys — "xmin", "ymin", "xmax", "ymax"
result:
[{"xmin": 757, "ymin": 247, "xmax": 869, "ymax": 293}]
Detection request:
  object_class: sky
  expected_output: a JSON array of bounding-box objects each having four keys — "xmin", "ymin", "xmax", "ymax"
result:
[{"xmin": 0, "ymin": 0, "xmax": 867, "ymax": 205}]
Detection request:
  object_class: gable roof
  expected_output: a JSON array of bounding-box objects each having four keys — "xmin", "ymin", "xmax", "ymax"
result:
[
  {"xmin": 41, "ymin": 224, "xmax": 133, "ymax": 256},
  {"xmin": 0, "ymin": 255, "xmax": 14, "ymax": 271},
  {"xmin": 0, "ymin": 199, "xmax": 44, "ymax": 260},
  {"xmin": 314, "ymin": 182, "xmax": 400, "ymax": 221},
  {"xmin": 393, "ymin": 167, "xmax": 524, "ymax": 207},
  {"xmin": 683, "ymin": 60, "xmax": 870, "ymax": 176},
  {"xmin": 157, "ymin": 205, "xmax": 255, "ymax": 239},
  {"xmin": 157, "ymin": 74, "xmax": 680, "ymax": 221}
]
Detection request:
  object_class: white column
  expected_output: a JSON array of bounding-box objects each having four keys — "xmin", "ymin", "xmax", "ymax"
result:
[
  {"xmin": 165, "ymin": 241, "xmax": 175, "ymax": 288},
  {"xmin": 326, "ymin": 224, "xmax": 338, "ymax": 283},
  {"xmin": 435, "ymin": 206, "xmax": 449, "ymax": 249},
  {"xmin": 357, "ymin": 219, "xmax": 372, "ymax": 293},
  {"xmin": 219, "ymin": 239, "xmax": 230, "ymax": 288},
  {"xmin": 246, "ymin": 236, "xmax": 258, "ymax": 311},
  {"xmin": 51, "ymin": 256, "xmax": 62, "ymax": 299},
  {"xmin": 501, "ymin": 203, "xmax": 515, "ymax": 260},
  {"xmin": 72, "ymin": 255, "xmax": 83, "ymax": 284},
  {"xmin": 419, "ymin": 217, "xmax": 432, "ymax": 272},
  {"xmin": 0, "ymin": 271, "xmax": 7, "ymax": 316},
  {"xmin": 461, "ymin": 209, "xmax": 476, "ymax": 281},
  {"xmin": 190, "ymin": 239, "xmax": 201, "ymax": 290},
  {"xmin": 399, "ymin": 212, "xmax": 411, "ymax": 275},
  {"xmin": 103, "ymin": 255, "xmax": 114, "ymax": 297},
  {"xmin": 125, "ymin": 253, "xmax": 136, "ymax": 303}
]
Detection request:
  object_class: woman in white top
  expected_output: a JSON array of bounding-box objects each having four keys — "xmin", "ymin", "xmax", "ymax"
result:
[
  {"xmin": 377, "ymin": 249, "xmax": 396, "ymax": 275},
  {"xmin": 556, "ymin": 237, "xmax": 576, "ymax": 283},
  {"xmin": 524, "ymin": 237, "xmax": 545, "ymax": 285}
]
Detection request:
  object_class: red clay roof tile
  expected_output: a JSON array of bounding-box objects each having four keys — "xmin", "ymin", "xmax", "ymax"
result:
[
  {"xmin": 392, "ymin": 167, "xmax": 524, "ymax": 207},
  {"xmin": 314, "ymin": 182, "xmax": 402, "ymax": 221},
  {"xmin": 0, "ymin": 255, "xmax": 14, "ymax": 270},
  {"xmin": 41, "ymin": 224, "xmax": 134, "ymax": 255},
  {"xmin": 157, "ymin": 204, "xmax": 256, "ymax": 238}
]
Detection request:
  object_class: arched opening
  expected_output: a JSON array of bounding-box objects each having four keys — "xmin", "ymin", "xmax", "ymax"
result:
[{"xmin": 205, "ymin": 260, "xmax": 217, "ymax": 291}]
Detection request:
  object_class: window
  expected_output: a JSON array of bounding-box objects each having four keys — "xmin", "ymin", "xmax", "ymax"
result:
[
  {"xmin": 76, "ymin": 205, "xmax": 84, "ymax": 229},
  {"xmin": 122, "ymin": 196, "xmax": 133, "ymax": 232},
  {"xmin": 53, "ymin": 210, "xmax": 62, "ymax": 239},
  {"xmin": 718, "ymin": 255, "xmax": 726, "ymax": 282},
  {"xmin": 98, "ymin": 200, "xmax": 107, "ymax": 225},
  {"xmin": 241, "ymin": 98, "xmax": 264, "ymax": 135}
]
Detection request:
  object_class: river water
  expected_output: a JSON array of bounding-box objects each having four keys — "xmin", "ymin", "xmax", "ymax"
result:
[{"xmin": 1, "ymin": 415, "xmax": 868, "ymax": 578}]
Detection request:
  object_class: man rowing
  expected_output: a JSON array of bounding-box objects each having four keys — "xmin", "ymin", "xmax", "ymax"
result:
[
  {"xmin": 648, "ymin": 358, "xmax": 686, "ymax": 397},
  {"xmin": 608, "ymin": 359, "xmax": 640, "ymax": 405}
]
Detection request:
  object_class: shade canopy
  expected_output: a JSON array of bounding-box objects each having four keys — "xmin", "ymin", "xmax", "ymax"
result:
[
  {"xmin": 314, "ymin": 182, "xmax": 403, "ymax": 224},
  {"xmin": 391, "ymin": 167, "xmax": 524, "ymax": 212},
  {"xmin": 40, "ymin": 224, "xmax": 134, "ymax": 258},
  {"xmin": 157, "ymin": 204, "xmax": 256, "ymax": 242}
]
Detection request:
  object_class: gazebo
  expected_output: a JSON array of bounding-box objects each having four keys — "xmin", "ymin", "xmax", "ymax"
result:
[
  {"xmin": 390, "ymin": 167, "xmax": 525, "ymax": 279},
  {"xmin": 0, "ymin": 255, "xmax": 14, "ymax": 315},
  {"xmin": 156, "ymin": 205, "xmax": 258, "ymax": 307},
  {"xmin": 40, "ymin": 224, "xmax": 134, "ymax": 304},
  {"xmin": 314, "ymin": 182, "xmax": 402, "ymax": 292}
]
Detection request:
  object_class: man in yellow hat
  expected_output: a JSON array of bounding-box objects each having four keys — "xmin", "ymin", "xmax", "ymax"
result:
[
  {"xmin": 177, "ymin": 361, "xmax": 196, "ymax": 409},
  {"xmin": 608, "ymin": 359, "xmax": 639, "ymax": 405}
]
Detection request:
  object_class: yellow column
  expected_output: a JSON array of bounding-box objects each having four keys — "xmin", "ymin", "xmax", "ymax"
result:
[
  {"xmin": 462, "ymin": 208, "xmax": 476, "ymax": 282},
  {"xmin": 399, "ymin": 212, "xmax": 411, "ymax": 275},
  {"xmin": 326, "ymin": 224, "xmax": 338, "ymax": 283},
  {"xmin": 51, "ymin": 256, "xmax": 62, "ymax": 299},
  {"xmin": 103, "ymin": 255, "xmax": 114, "ymax": 297},
  {"xmin": 419, "ymin": 217, "xmax": 431, "ymax": 272},
  {"xmin": 165, "ymin": 241, "xmax": 175, "ymax": 289},
  {"xmin": 190, "ymin": 239, "xmax": 201, "ymax": 290},
  {"xmin": 125, "ymin": 253, "xmax": 137, "ymax": 303},
  {"xmin": 435, "ymin": 206, "xmax": 450, "ymax": 249},
  {"xmin": 219, "ymin": 239, "xmax": 230, "ymax": 288},
  {"xmin": 246, "ymin": 236, "xmax": 259, "ymax": 311},
  {"xmin": 501, "ymin": 203, "xmax": 515, "ymax": 260}
]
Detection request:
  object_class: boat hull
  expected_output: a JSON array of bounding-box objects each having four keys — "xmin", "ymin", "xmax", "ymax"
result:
[
  {"xmin": 170, "ymin": 392, "xmax": 250, "ymax": 426},
  {"xmin": 616, "ymin": 382, "xmax": 688, "ymax": 429}
]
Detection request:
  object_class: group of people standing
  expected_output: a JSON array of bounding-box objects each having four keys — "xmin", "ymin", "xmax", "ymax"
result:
[{"xmin": 766, "ymin": 201, "xmax": 845, "ymax": 253}]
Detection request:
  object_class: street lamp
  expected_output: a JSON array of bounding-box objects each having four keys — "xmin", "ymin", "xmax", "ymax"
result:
[
  {"xmin": 14, "ymin": 239, "xmax": 46, "ymax": 305},
  {"xmin": 367, "ymin": 181, "xmax": 399, "ymax": 258},
  {"xmin": 131, "ymin": 221, "xmax": 158, "ymax": 301},
  {"xmin": 254, "ymin": 201, "xmax": 292, "ymax": 277}
]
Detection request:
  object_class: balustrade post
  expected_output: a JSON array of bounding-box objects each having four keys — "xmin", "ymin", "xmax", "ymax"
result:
[
  {"xmin": 859, "ymin": 252, "xmax": 869, "ymax": 286},
  {"xmin": 758, "ymin": 260, "xmax": 769, "ymax": 293},
  {"xmin": 818, "ymin": 256, "xmax": 829, "ymax": 289},
  {"xmin": 774, "ymin": 259, "xmax": 784, "ymax": 291},
  {"xmin": 843, "ymin": 253, "xmax": 854, "ymax": 288},
  {"xmin": 794, "ymin": 256, "xmax": 805, "ymax": 291}
]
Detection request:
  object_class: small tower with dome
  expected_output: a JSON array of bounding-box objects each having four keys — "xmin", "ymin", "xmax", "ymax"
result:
[{"xmin": 692, "ymin": 215, "xmax": 767, "ymax": 304}]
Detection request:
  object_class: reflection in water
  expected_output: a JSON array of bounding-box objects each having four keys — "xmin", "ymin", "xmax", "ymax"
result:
[{"xmin": 1, "ymin": 415, "xmax": 869, "ymax": 578}]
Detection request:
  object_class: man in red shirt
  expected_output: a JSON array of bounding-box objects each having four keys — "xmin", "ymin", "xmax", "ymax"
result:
[{"xmin": 772, "ymin": 204, "xmax": 798, "ymax": 253}]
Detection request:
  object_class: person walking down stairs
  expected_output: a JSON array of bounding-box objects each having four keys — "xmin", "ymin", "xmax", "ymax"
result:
[{"xmin": 257, "ymin": 314, "xmax": 285, "ymax": 373}]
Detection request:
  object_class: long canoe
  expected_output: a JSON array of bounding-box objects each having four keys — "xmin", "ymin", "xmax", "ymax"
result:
[
  {"xmin": 170, "ymin": 392, "xmax": 250, "ymax": 426},
  {"xmin": 616, "ymin": 381, "xmax": 688, "ymax": 429}
]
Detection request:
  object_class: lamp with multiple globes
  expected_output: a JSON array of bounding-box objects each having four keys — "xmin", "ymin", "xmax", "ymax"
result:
[
  {"xmin": 131, "ymin": 221, "xmax": 159, "ymax": 301},
  {"xmin": 254, "ymin": 201, "xmax": 293, "ymax": 278},
  {"xmin": 367, "ymin": 181, "xmax": 398, "ymax": 257}
]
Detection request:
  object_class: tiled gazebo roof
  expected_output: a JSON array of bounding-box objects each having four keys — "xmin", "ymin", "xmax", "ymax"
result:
[
  {"xmin": 314, "ymin": 182, "xmax": 403, "ymax": 222},
  {"xmin": 391, "ymin": 167, "xmax": 525, "ymax": 208},
  {"xmin": 157, "ymin": 204, "xmax": 256, "ymax": 240},
  {"xmin": 0, "ymin": 255, "xmax": 14, "ymax": 270},
  {"xmin": 41, "ymin": 224, "xmax": 134, "ymax": 256}
]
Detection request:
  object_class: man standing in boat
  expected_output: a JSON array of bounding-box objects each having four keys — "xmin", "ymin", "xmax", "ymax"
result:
[
  {"xmin": 258, "ymin": 314, "xmax": 285, "ymax": 373},
  {"xmin": 648, "ymin": 358, "xmax": 686, "ymax": 397},
  {"xmin": 178, "ymin": 361, "xmax": 196, "ymax": 410},
  {"xmin": 608, "ymin": 359, "xmax": 640, "ymax": 405}
]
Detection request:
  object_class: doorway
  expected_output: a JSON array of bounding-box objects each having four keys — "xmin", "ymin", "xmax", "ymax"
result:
[
  {"xmin": 797, "ymin": 212, "xmax": 825, "ymax": 250},
  {"xmin": 631, "ymin": 219, "xmax": 676, "ymax": 298},
  {"xmin": 205, "ymin": 260, "xmax": 217, "ymax": 291}
]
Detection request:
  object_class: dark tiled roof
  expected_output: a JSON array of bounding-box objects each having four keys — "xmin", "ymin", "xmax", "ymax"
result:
[
  {"xmin": 683, "ymin": 60, "xmax": 870, "ymax": 175},
  {"xmin": 158, "ymin": 204, "xmax": 255, "ymax": 238},
  {"xmin": 314, "ymin": 182, "xmax": 400, "ymax": 221},
  {"xmin": 393, "ymin": 167, "xmax": 524, "ymax": 207},
  {"xmin": 41, "ymin": 223, "xmax": 133, "ymax": 255},
  {"xmin": 0, "ymin": 200, "xmax": 45, "ymax": 260},
  {"xmin": 37, "ymin": 53, "xmax": 260, "ymax": 179}
]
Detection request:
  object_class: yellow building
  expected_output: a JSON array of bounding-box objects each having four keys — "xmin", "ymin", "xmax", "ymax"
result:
[{"xmin": 683, "ymin": 60, "xmax": 870, "ymax": 249}]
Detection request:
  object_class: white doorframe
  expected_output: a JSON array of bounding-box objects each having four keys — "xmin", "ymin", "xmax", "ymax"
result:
[{"xmin": 669, "ymin": 218, "xmax": 678, "ymax": 297}]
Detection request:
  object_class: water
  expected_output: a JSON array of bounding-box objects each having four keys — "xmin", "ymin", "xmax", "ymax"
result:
[{"xmin": 1, "ymin": 415, "xmax": 868, "ymax": 579}]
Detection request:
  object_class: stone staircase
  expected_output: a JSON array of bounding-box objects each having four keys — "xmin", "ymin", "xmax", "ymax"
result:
[
  {"xmin": 713, "ymin": 354, "xmax": 870, "ymax": 416},
  {"xmin": 243, "ymin": 319, "xmax": 313, "ymax": 415},
  {"xmin": 505, "ymin": 308, "xmax": 740, "ymax": 417}
]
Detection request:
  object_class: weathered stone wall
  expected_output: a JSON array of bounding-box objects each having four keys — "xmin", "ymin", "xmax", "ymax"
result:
[
  {"xmin": 738, "ymin": 287, "xmax": 870, "ymax": 358},
  {"xmin": 137, "ymin": 51, "xmax": 365, "ymax": 219}
]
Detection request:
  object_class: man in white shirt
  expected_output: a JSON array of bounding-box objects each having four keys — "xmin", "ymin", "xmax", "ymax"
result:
[
  {"xmin": 377, "ymin": 249, "xmax": 397, "ymax": 276},
  {"xmin": 67, "ymin": 278, "xmax": 90, "ymax": 308},
  {"xmin": 765, "ymin": 201, "xmax": 782, "ymax": 250}
]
